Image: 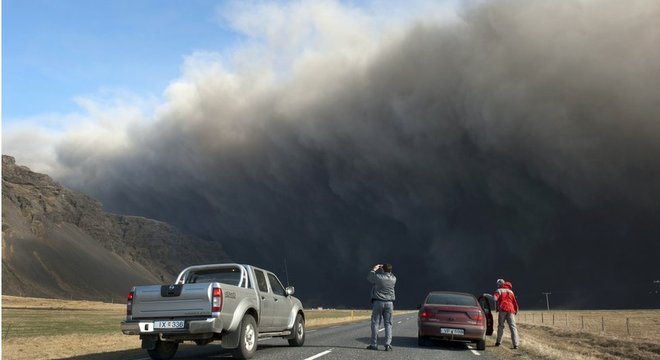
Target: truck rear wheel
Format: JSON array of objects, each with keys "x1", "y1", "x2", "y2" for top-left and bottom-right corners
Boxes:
[
  {"x1": 147, "y1": 340, "x2": 178, "y2": 360},
  {"x1": 232, "y1": 314, "x2": 257, "y2": 359},
  {"x1": 288, "y1": 313, "x2": 305, "y2": 346}
]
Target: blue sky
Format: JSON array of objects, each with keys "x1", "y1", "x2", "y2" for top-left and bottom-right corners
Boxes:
[
  {"x1": 3, "y1": 0, "x2": 242, "y2": 121},
  {"x1": 3, "y1": 0, "x2": 460, "y2": 125},
  {"x1": 2, "y1": 0, "x2": 460, "y2": 172}
]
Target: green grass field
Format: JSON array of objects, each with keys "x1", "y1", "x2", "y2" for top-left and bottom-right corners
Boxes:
[{"x1": 2, "y1": 307, "x2": 126, "y2": 338}]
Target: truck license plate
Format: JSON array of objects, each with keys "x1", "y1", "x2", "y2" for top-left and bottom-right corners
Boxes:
[
  {"x1": 440, "y1": 328, "x2": 464, "y2": 335},
  {"x1": 154, "y1": 320, "x2": 184, "y2": 329}
]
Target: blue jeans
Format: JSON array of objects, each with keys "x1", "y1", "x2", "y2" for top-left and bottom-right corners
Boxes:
[{"x1": 370, "y1": 300, "x2": 393, "y2": 346}]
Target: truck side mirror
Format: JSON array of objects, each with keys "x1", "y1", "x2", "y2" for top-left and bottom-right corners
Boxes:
[{"x1": 285, "y1": 286, "x2": 295, "y2": 296}]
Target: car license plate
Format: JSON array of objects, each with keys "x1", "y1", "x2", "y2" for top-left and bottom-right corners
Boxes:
[
  {"x1": 440, "y1": 328, "x2": 464, "y2": 335},
  {"x1": 154, "y1": 320, "x2": 184, "y2": 329}
]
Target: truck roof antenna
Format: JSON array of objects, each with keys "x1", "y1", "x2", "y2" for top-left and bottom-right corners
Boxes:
[{"x1": 284, "y1": 258, "x2": 290, "y2": 287}]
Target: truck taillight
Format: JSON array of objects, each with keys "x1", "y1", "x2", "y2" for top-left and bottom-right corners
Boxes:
[
  {"x1": 212, "y1": 287, "x2": 223, "y2": 313},
  {"x1": 127, "y1": 291, "x2": 134, "y2": 317}
]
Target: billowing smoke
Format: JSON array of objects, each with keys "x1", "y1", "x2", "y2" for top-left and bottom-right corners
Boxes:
[{"x1": 6, "y1": 0, "x2": 660, "y2": 308}]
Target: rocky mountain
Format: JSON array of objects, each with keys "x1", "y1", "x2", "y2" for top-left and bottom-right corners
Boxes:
[{"x1": 2, "y1": 155, "x2": 230, "y2": 301}]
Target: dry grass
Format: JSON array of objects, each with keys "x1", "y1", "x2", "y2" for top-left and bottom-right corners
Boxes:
[
  {"x1": 1, "y1": 296, "x2": 411, "y2": 359},
  {"x1": 305, "y1": 309, "x2": 413, "y2": 328},
  {"x1": 1, "y1": 333, "x2": 139, "y2": 360},
  {"x1": 518, "y1": 310, "x2": 660, "y2": 341},
  {"x1": 2, "y1": 296, "x2": 131, "y2": 359},
  {"x1": 489, "y1": 310, "x2": 660, "y2": 360},
  {"x1": 6, "y1": 296, "x2": 658, "y2": 360},
  {"x1": 305, "y1": 309, "x2": 372, "y2": 328},
  {"x1": 2, "y1": 296, "x2": 126, "y2": 339},
  {"x1": 1, "y1": 295, "x2": 125, "y2": 311}
]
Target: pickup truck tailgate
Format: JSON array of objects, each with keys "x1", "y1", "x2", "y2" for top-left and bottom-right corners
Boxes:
[{"x1": 132, "y1": 284, "x2": 213, "y2": 319}]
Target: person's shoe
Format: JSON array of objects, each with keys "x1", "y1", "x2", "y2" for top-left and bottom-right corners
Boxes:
[
  {"x1": 366, "y1": 345, "x2": 378, "y2": 350},
  {"x1": 495, "y1": 342, "x2": 501, "y2": 347},
  {"x1": 384, "y1": 345, "x2": 393, "y2": 351},
  {"x1": 513, "y1": 345, "x2": 519, "y2": 349}
]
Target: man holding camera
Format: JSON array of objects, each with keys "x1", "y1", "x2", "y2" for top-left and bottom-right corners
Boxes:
[{"x1": 366, "y1": 263, "x2": 396, "y2": 351}]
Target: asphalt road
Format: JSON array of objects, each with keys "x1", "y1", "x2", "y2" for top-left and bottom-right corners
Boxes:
[{"x1": 66, "y1": 314, "x2": 499, "y2": 360}]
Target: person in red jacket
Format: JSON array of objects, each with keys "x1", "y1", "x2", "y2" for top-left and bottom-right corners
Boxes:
[{"x1": 493, "y1": 279, "x2": 520, "y2": 349}]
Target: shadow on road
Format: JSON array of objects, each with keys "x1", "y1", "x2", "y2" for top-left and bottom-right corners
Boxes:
[
  {"x1": 354, "y1": 336, "x2": 474, "y2": 352},
  {"x1": 417, "y1": 339, "x2": 476, "y2": 352},
  {"x1": 355, "y1": 336, "x2": 420, "y2": 349},
  {"x1": 62, "y1": 348, "x2": 146, "y2": 360},
  {"x1": 60, "y1": 344, "x2": 232, "y2": 360}
]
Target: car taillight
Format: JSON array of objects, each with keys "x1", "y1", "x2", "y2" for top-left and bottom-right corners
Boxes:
[
  {"x1": 212, "y1": 287, "x2": 223, "y2": 313},
  {"x1": 127, "y1": 291, "x2": 134, "y2": 317},
  {"x1": 419, "y1": 309, "x2": 430, "y2": 320},
  {"x1": 468, "y1": 311, "x2": 484, "y2": 321}
]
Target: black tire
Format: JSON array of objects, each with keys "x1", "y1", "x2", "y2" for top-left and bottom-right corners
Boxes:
[
  {"x1": 288, "y1": 313, "x2": 305, "y2": 347},
  {"x1": 418, "y1": 335, "x2": 429, "y2": 346},
  {"x1": 476, "y1": 339, "x2": 486, "y2": 350},
  {"x1": 147, "y1": 340, "x2": 178, "y2": 360},
  {"x1": 232, "y1": 314, "x2": 258, "y2": 359}
]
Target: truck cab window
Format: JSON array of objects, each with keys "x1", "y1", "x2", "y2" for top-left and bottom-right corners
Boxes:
[
  {"x1": 268, "y1": 273, "x2": 285, "y2": 296},
  {"x1": 254, "y1": 270, "x2": 269, "y2": 293},
  {"x1": 188, "y1": 268, "x2": 242, "y2": 286}
]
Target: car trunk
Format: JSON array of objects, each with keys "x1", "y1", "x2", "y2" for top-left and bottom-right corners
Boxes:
[{"x1": 422, "y1": 304, "x2": 481, "y2": 326}]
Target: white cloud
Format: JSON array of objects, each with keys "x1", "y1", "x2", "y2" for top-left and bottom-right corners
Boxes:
[
  {"x1": 218, "y1": 0, "x2": 460, "y2": 75},
  {"x1": 4, "y1": 0, "x2": 460, "y2": 175},
  {"x1": 3, "y1": 91, "x2": 153, "y2": 177}
]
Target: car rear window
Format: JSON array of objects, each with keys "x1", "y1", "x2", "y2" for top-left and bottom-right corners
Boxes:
[{"x1": 426, "y1": 293, "x2": 477, "y2": 306}]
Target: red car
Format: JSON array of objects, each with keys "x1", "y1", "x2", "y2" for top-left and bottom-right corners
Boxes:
[{"x1": 417, "y1": 291, "x2": 494, "y2": 350}]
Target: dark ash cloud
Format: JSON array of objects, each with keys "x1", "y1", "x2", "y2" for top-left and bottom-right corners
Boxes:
[{"x1": 34, "y1": 0, "x2": 660, "y2": 308}]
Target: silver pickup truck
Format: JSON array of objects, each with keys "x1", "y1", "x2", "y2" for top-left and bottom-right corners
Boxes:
[{"x1": 121, "y1": 263, "x2": 305, "y2": 360}]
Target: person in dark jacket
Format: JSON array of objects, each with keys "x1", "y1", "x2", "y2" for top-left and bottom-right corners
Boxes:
[
  {"x1": 493, "y1": 278, "x2": 520, "y2": 349},
  {"x1": 366, "y1": 263, "x2": 396, "y2": 351}
]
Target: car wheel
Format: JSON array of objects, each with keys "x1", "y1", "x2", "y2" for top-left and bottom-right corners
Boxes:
[
  {"x1": 288, "y1": 313, "x2": 305, "y2": 346},
  {"x1": 476, "y1": 339, "x2": 486, "y2": 350},
  {"x1": 232, "y1": 314, "x2": 257, "y2": 359},
  {"x1": 147, "y1": 340, "x2": 178, "y2": 360}
]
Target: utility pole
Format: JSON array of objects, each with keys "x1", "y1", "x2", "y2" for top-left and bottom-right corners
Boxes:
[{"x1": 542, "y1": 292, "x2": 552, "y2": 311}]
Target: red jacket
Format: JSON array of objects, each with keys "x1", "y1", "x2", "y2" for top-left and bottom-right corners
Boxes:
[{"x1": 494, "y1": 282, "x2": 519, "y2": 314}]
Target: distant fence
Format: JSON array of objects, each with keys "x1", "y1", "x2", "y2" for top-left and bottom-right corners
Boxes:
[{"x1": 517, "y1": 310, "x2": 660, "y2": 341}]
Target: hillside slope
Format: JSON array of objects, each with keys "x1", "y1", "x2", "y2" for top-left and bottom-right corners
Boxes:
[{"x1": 1, "y1": 155, "x2": 230, "y2": 301}]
